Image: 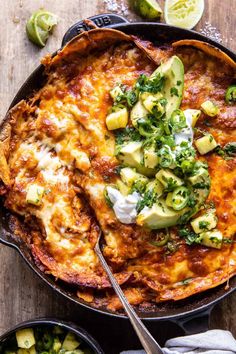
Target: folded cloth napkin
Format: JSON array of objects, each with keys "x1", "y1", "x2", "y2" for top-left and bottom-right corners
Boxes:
[{"x1": 120, "y1": 330, "x2": 236, "y2": 354}]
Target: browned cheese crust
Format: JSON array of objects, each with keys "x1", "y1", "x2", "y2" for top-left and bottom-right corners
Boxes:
[{"x1": 0, "y1": 29, "x2": 235, "y2": 312}]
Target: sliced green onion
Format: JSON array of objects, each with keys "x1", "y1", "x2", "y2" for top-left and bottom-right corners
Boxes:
[
  {"x1": 172, "y1": 186, "x2": 190, "y2": 210},
  {"x1": 181, "y1": 160, "x2": 195, "y2": 174},
  {"x1": 158, "y1": 145, "x2": 175, "y2": 168},
  {"x1": 225, "y1": 85, "x2": 236, "y2": 105},
  {"x1": 137, "y1": 118, "x2": 155, "y2": 137},
  {"x1": 150, "y1": 229, "x2": 170, "y2": 247},
  {"x1": 170, "y1": 109, "x2": 186, "y2": 132}
]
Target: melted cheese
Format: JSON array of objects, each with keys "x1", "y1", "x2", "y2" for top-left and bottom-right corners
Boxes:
[{"x1": 3, "y1": 37, "x2": 236, "y2": 310}]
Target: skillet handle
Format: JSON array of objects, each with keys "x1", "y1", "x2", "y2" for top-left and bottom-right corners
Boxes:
[
  {"x1": 62, "y1": 13, "x2": 129, "y2": 47},
  {"x1": 172, "y1": 306, "x2": 214, "y2": 335}
]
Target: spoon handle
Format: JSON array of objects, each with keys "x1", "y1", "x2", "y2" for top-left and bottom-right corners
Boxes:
[{"x1": 95, "y1": 244, "x2": 164, "y2": 354}]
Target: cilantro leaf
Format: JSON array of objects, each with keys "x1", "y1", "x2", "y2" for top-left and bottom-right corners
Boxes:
[
  {"x1": 179, "y1": 227, "x2": 201, "y2": 245},
  {"x1": 136, "y1": 189, "x2": 157, "y2": 213},
  {"x1": 170, "y1": 87, "x2": 179, "y2": 97},
  {"x1": 135, "y1": 73, "x2": 165, "y2": 94}
]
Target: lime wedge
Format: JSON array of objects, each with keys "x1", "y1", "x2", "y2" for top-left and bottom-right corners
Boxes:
[
  {"x1": 134, "y1": 0, "x2": 163, "y2": 19},
  {"x1": 26, "y1": 10, "x2": 57, "y2": 47},
  {"x1": 164, "y1": 0, "x2": 204, "y2": 29},
  {"x1": 26, "y1": 12, "x2": 38, "y2": 43},
  {"x1": 36, "y1": 11, "x2": 58, "y2": 32}
]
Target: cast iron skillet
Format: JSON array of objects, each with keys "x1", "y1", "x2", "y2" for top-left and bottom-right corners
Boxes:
[
  {"x1": 0, "y1": 13, "x2": 236, "y2": 329},
  {"x1": 0, "y1": 318, "x2": 104, "y2": 353}
]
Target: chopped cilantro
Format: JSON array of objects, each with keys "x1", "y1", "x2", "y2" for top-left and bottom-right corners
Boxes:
[
  {"x1": 187, "y1": 195, "x2": 197, "y2": 208},
  {"x1": 165, "y1": 240, "x2": 179, "y2": 254},
  {"x1": 223, "y1": 238, "x2": 234, "y2": 244},
  {"x1": 214, "y1": 142, "x2": 236, "y2": 159},
  {"x1": 114, "y1": 85, "x2": 138, "y2": 107},
  {"x1": 193, "y1": 181, "x2": 210, "y2": 190},
  {"x1": 136, "y1": 189, "x2": 157, "y2": 213},
  {"x1": 179, "y1": 226, "x2": 201, "y2": 245},
  {"x1": 170, "y1": 87, "x2": 179, "y2": 97},
  {"x1": 177, "y1": 80, "x2": 182, "y2": 86},
  {"x1": 224, "y1": 142, "x2": 236, "y2": 156},
  {"x1": 163, "y1": 177, "x2": 178, "y2": 192},
  {"x1": 176, "y1": 146, "x2": 196, "y2": 166},
  {"x1": 135, "y1": 73, "x2": 165, "y2": 94},
  {"x1": 159, "y1": 135, "x2": 175, "y2": 148},
  {"x1": 199, "y1": 220, "x2": 210, "y2": 230},
  {"x1": 178, "y1": 209, "x2": 197, "y2": 225},
  {"x1": 115, "y1": 127, "x2": 142, "y2": 155},
  {"x1": 131, "y1": 179, "x2": 147, "y2": 194}
]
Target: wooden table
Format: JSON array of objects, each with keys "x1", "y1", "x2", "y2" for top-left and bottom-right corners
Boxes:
[{"x1": 0, "y1": 1, "x2": 235, "y2": 352}]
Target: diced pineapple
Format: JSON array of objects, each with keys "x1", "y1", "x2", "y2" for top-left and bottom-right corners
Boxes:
[
  {"x1": 146, "y1": 180, "x2": 164, "y2": 198},
  {"x1": 195, "y1": 134, "x2": 217, "y2": 155},
  {"x1": 110, "y1": 86, "x2": 123, "y2": 100},
  {"x1": 156, "y1": 169, "x2": 183, "y2": 188},
  {"x1": 144, "y1": 147, "x2": 158, "y2": 169},
  {"x1": 120, "y1": 167, "x2": 141, "y2": 186},
  {"x1": 29, "y1": 347, "x2": 36, "y2": 354},
  {"x1": 17, "y1": 349, "x2": 36, "y2": 354},
  {"x1": 16, "y1": 328, "x2": 35, "y2": 349},
  {"x1": 62, "y1": 332, "x2": 80, "y2": 351},
  {"x1": 191, "y1": 212, "x2": 218, "y2": 234},
  {"x1": 142, "y1": 93, "x2": 163, "y2": 112},
  {"x1": 188, "y1": 167, "x2": 208, "y2": 185},
  {"x1": 130, "y1": 100, "x2": 148, "y2": 127},
  {"x1": 53, "y1": 338, "x2": 62, "y2": 353},
  {"x1": 116, "y1": 180, "x2": 130, "y2": 196},
  {"x1": 198, "y1": 229, "x2": 223, "y2": 249},
  {"x1": 26, "y1": 185, "x2": 44, "y2": 205},
  {"x1": 201, "y1": 100, "x2": 219, "y2": 117},
  {"x1": 166, "y1": 192, "x2": 173, "y2": 207},
  {"x1": 106, "y1": 108, "x2": 128, "y2": 130}
]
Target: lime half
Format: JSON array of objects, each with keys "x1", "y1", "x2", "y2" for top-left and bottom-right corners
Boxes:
[
  {"x1": 164, "y1": 0, "x2": 204, "y2": 29},
  {"x1": 26, "y1": 10, "x2": 57, "y2": 47},
  {"x1": 134, "y1": 0, "x2": 163, "y2": 19}
]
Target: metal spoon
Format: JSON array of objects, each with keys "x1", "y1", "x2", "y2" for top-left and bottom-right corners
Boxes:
[{"x1": 95, "y1": 231, "x2": 164, "y2": 354}]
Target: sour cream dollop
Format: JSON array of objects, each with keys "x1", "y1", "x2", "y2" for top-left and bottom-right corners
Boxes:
[
  {"x1": 174, "y1": 109, "x2": 195, "y2": 146},
  {"x1": 106, "y1": 186, "x2": 141, "y2": 224}
]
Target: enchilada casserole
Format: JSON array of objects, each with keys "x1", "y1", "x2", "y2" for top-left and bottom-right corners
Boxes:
[{"x1": 0, "y1": 28, "x2": 235, "y2": 312}]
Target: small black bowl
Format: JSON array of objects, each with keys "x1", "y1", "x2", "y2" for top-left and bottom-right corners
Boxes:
[{"x1": 0, "y1": 318, "x2": 104, "y2": 354}]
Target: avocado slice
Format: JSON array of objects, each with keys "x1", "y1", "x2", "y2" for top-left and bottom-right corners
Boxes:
[
  {"x1": 118, "y1": 141, "x2": 156, "y2": 177},
  {"x1": 151, "y1": 55, "x2": 184, "y2": 119},
  {"x1": 137, "y1": 199, "x2": 184, "y2": 229}
]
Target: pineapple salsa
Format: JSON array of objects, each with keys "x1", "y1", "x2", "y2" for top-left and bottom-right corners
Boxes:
[
  {"x1": 104, "y1": 55, "x2": 229, "y2": 249},
  {"x1": 1, "y1": 326, "x2": 94, "y2": 354}
]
